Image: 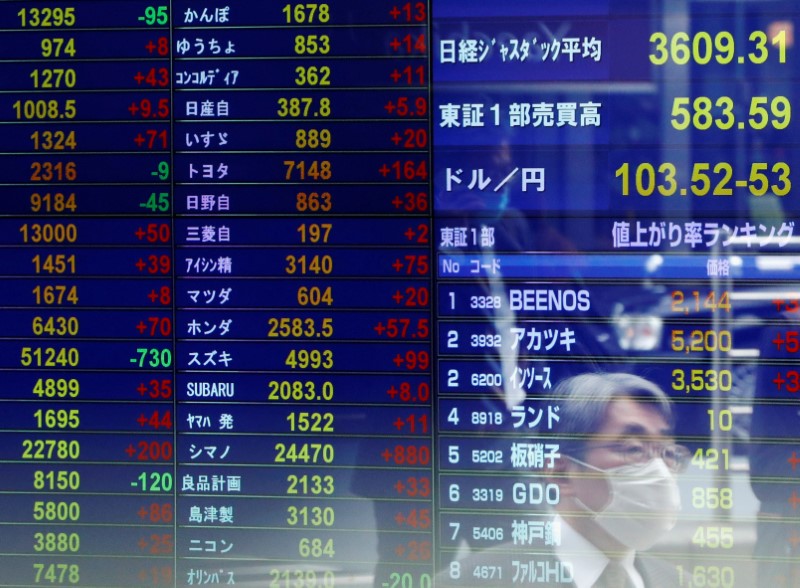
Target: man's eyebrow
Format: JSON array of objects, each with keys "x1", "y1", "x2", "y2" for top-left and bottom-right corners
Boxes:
[{"x1": 620, "y1": 423, "x2": 672, "y2": 437}]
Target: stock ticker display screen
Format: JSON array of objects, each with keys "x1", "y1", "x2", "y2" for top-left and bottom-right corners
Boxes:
[{"x1": 1, "y1": 0, "x2": 799, "y2": 586}]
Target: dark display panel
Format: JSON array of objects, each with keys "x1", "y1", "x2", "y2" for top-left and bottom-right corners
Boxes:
[{"x1": 0, "y1": 1, "x2": 798, "y2": 586}]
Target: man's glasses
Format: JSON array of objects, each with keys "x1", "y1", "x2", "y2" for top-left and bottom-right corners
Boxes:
[{"x1": 587, "y1": 440, "x2": 691, "y2": 472}]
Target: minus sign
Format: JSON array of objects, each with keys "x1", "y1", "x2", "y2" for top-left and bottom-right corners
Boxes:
[
  {"x1": 130, "y1": 481, "x2": 138, "y2": 486},
  {"x1": 137, "y1": 16, "x2": 145, "y2": 21},
  {"x1": 130, "y1": 358, "x2": 138, "y2": 363}
]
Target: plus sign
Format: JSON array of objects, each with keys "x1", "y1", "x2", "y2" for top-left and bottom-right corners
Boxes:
[
  {"x1": 392, "y1": 353, "x2": 404, "y2": 367},
  {"x1": 135, "y1": 258, "x2": 146, "y2": 271},
  {"x1": 390, "y1": 37, "x2": 402, "y2": 51},
  {"x1": 789, "y1": 530, "x2": 800, "y2": 548},
  {"x1": 392, "y1": 259, "x2": 404, "y2": 272},
  {"x1": 134, "y1": 71, "x2": 145, "y2": 85},
  {"x1": 133, "y1": 134, "x2": 145, "y2": 147},
  {"x1": 145, "y1": 40, "x2": 157, "y2": 54},
  {"x1": 775, "y1": 373, "x2": 787, "y2": 390},
  {"x1": 138, "y1": 570, "x2": 149, "y2": 581},
  {"x1": 125, "y1": 444, "x2": 137, "y2": 457},
  {"x1": 138, "y1": 538, "x2": 149, "y2": 551},
  {"x1": 394, "y1": 480, "x2": 406, "y2": 493},
  {"x1": 387, "y1": 385, "x2": 399, "y2": 398},
  {"x1": 384, "y1": 101, "x2": 396, "y2": 114},
  {"x1": 390, "y1": 69, "x2": 402, "y2": 83},
  {"x1": 135, "y1": 227, "x2": 146, "y2": 240},
  {"x1": 404, "y1": 227, "x2": 416, "y2": 241},
  {"x1": 379, "y1": 164, "x2": 391, "y2": 177},
  {"x1": 394, "y1": 512, "x2": 405, "y2": 525},
  {"x1": 788, "y1": 490, "x2": 800, "y2": 510},
  {"x1": 147, "y1": 289, "x2": 159, "y2": 303},
  {"x1": 390, "y1": 132, "x2": 402, "y2": 145},
  {"x1": 128, "y1": 102, "x2": 140, "y2": 116},
  {"x1": 392, "y1": 290, "x2": 404, "y2": 304},
  {"x1": 789, "y1": 452, "x2": 800, "y2": 470},
  {"x1": 137, "y1": 506, "x2": 149, "y2": 519},
  {"x1": 389, "y1": 5, "x2": 401, "y2": 19},
  {"x1": 136, "y1": 383, "x2": 148, "y2": 395},
  {"x1": 381, "y1": 448, "x2": 393, "y2": 462},
  {"x1": 393, "y1": 417, "x2": 405, "y2": 430},
  {"x1": 135, "y1": 321, "x2": 147, "y2": 334},
  {"x1": 391, "y1": 195, "x2": 404, "y2": 209},
  {"x1": 774, "y1": 299, "x2": 785, "y2": 311},
  {"x1": 137, "y1": 413, "x2": 148, "y2": 427},
  {"x1": 773, "y1": 333, "x2": 786, "y2": 350},
  {"x1": 394, "y1": 544, "x2": 406, "y2": 557},
  {"x1": 374, "y1": 322, "x2": 386, "y2": 335}
]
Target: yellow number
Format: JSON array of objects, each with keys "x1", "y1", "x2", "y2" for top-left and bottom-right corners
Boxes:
[
  {"x1": 692, "y1": 487, "x2": 733, "y2": 510},
  {"x1": 295, "y1": 129, "x2": 331, "y2": 149},
  {"x1": 295, "y1": 34, "x2": 330, "y2": 54},
  {"x1": 41, "y1": 38, "x2": 76, "y2": 57}
]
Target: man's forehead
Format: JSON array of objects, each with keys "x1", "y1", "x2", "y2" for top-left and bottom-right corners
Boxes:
[{"x1": 596, "y1": 396, "x2": 672, "y2": 438}]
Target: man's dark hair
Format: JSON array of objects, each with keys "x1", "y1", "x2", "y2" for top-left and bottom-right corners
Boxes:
[{"x1": 552, "y1": 372, "x2": 673, "y2": 457}]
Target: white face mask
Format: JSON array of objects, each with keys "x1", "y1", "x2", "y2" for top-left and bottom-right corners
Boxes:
[{"x1": 570, "y1": 457, "x2": 681, "y2": 550}]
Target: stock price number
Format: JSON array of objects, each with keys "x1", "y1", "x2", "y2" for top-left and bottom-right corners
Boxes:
[
  {"x1": 30, "y1": 131, "x2": 77, "y2": 151},
  {"x1": 286, "y1": 412, "x2": 334, "y2": 432},
  {"x1": 297, "y1": 222, "x2": 331, "y2": 243},
  {"x1": 22, "y1": 439, "x2": 80, "y2": 460},
  {"x1": 677, "y1": 565, "x2": 734, "y2": 588},
  {"x1": 285, "y1": 348, "x2": 333, "y2": 369},
  {"x1": 299, "y1": 537, "x2": 335, "y2": 558},
  {"x1": 34, "y1": 409, "x2": 79, "y2": 429},
  {"x1": 18, "y1": 7, "x2": 76, "y2": 27},
  {"x1": 21, "y1": 223, "x2": 77, "y2": 244},
  {"x1": 40, "y1": 38, "x2": 76, "y2": 57},
  {"x1": 32, "y1": 563, "x2": 80, "y2": 585},
  {"x1": 32, "y1": 316, "x2": 79, "y2": 336},
  {"x1": 617, "y1": 162, "x2": 790, "y2": 197},
  {"x1": 33, "y1": 532, "x2": 80, "y2": 553},
  {"x1": 671, "y1": 290, "x2": 731, "y2": 314},
  {"x1": 31, "y1": 193, "x2": 77, "y2": 214},
  {"x1": 286, "y1": 505, "x2": 335, "y2": 527},
  {"x1": 32, "y1": 254, "x2": 76, "y2": 275},
  {"x1": 691, "y1": 526, "x2": 734, "y2": 549},
  {"x1": 295, "y1": 65, "x2": 330, "y2": 86},
  {"x1": 34, "y1": 470, "x2": 80, "y2": 491},
  {"x1": 269, "y1": 569, "x2": 335, "y2": 588},
  {"x1": 283, "y1": 3, "x2": 330, "y2": 23},
  {"x1": 33, "y1": 501, "x2": 79, "y2": 522},
  {"x1": 14, "y1": 99, "x2": 76, "y2": 120},
  {"x1": 650, "y1": 30, "x2": 787, "y2": 65},
  {"x1": 670, "y1": 329, "x2": 732, "y2": 354},
  {"x1": 268, "y1": 317, "x2": 333, "y2": 338},
  {"x1": 692, "y1": 448, "x2": 731, "y2": 470},
  {"x1": 275, "y1": 442, "x2": 334, "y2": 464},
  {"x1": 294, "y1": 34, "x2": 330, "y2": 55},
  {"x1": 268, "y1": 379, "x2": 334, "y2": 401},
  {"x1": 286, "y1": 254, "x2": 333, "y2": 275},
  {"x1": 671, "y1": 96, "x2": 790, "y2": 131},
  {"x1": 287, "y1": 474, "x2": 334, "y2": 495},
  {"x1": 33, "y1": 378, "x2": 79, "y2": 398},
  {"x1": 671, "y1": 369, "x2": 733, "y2": 393},
  {"x1": 21, "y1": 346, "x2": 79, "y2": 367},
  {"x1": 278, "y1": 97, "x2": 331, "y2": 118}
]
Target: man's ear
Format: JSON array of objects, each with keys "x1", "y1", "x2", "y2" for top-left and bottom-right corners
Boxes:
[{"x1": 549, "y1": 453, "x2": 577, "y2": 498}]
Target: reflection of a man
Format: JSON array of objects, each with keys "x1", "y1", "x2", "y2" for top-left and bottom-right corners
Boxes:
[
  {"x1": 549, "y1": 372, "x2": 687, "y2": 587},
  {"x1": 444, "y1": 372, "x2": 687, "y2": 588}
]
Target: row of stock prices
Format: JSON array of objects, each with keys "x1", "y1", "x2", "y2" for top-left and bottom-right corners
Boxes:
[{"x1": 1, "y1": 1, "x2": 799, "y2": 588}]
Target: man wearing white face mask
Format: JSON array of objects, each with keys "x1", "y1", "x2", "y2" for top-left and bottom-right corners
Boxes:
[
  {"x1": 551, "y1": 372, "x2": 687, "y2": 588},
  {"x1": 435, "y1": 372, "x2": 686, "y2": 588}
]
